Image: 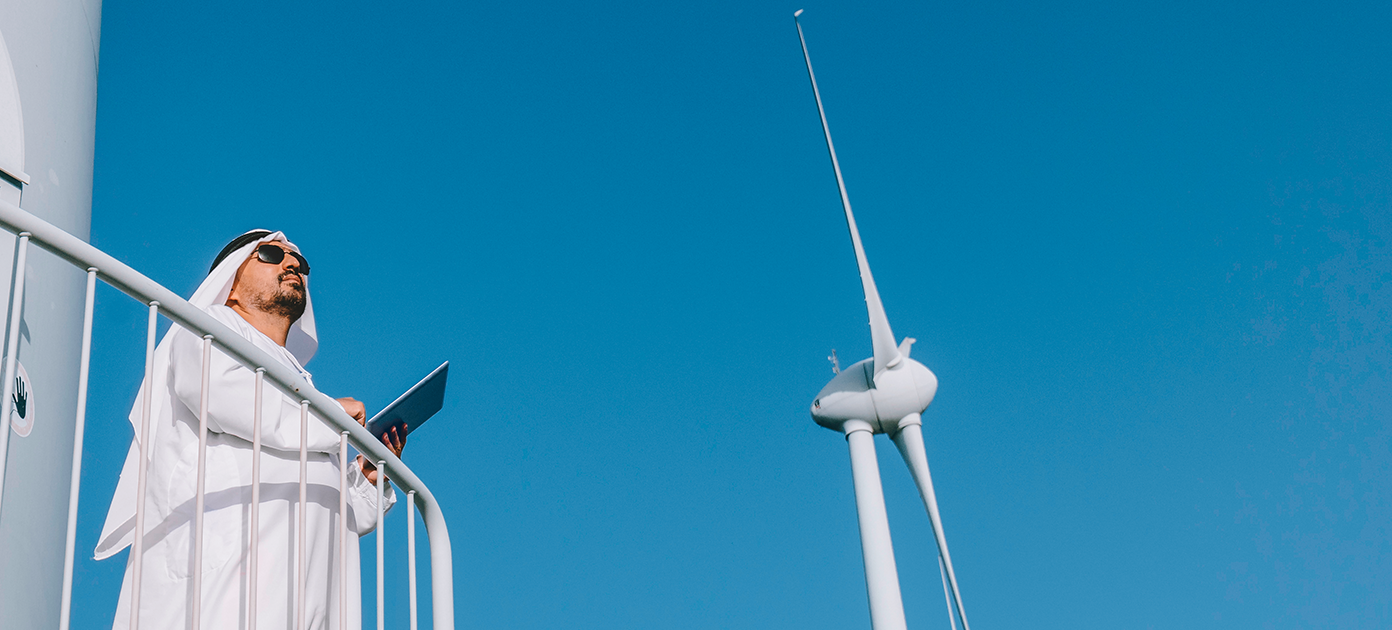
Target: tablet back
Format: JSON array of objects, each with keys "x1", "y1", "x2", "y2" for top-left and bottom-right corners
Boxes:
[{"x1": 366, "y1": 361, "x2": 449, "y2": 440}]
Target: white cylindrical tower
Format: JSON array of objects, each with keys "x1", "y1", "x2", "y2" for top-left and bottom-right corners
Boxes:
[{"x1": 0, "y1": 1, "x2": 101, "y2": 626}]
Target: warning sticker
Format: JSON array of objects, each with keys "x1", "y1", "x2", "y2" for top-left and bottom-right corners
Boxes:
[{"x1": 8, "y1": 360, "x2": 33, "y2": 437}]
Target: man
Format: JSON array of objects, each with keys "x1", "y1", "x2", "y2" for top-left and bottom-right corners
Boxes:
[{"x1": 96, "y1": 230, "x2": 405, "y2": 629}]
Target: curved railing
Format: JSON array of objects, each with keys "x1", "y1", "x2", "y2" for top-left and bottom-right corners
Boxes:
[{"x1": 0, "y1": 199, "x2": 453, "y2": 629}]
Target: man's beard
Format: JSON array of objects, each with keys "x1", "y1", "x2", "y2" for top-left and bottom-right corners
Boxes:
[{"x1": 255, "y1": 272, "x2": 307, "y2": 321}]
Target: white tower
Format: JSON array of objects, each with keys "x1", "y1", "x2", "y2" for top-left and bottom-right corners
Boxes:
[{"x1": 0, "y1": 1, "x2": 102, "y2": 627}]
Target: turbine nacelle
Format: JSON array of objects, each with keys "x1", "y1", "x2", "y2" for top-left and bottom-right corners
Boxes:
[{"x1": 810, "y1": 355, "x2": 937, "y2": 434}]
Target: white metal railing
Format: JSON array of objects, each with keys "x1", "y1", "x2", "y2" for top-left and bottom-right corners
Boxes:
[{"x1": 0, "y1": 199, "x2": 454, "y2": 629}]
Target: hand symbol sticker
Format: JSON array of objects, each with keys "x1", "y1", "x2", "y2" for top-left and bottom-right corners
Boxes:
[
  {"x1": 6, "y1": 360, "x2": 33, "y2": 437},
  {"x1": 12, "y1": 376, "x2": 26, "y2": 419}
]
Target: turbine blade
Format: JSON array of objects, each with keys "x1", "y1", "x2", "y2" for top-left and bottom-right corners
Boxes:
[
  {"x1": 794, "y1": 17, "x2": 903, "y2": 381},
  {"x1": 938, "y1": 555, "x2": 959, "y2": 630},
  {"x1": 843, "y1": 420, "x2": 909, "y2": 630},
  {"x1": 892, "y1": 420, "x2": 972, "y2": 630}
]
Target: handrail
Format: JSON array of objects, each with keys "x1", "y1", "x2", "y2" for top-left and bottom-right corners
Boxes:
[{"x1": 0, "y1": 199, "x2": 454, "y2": 628}]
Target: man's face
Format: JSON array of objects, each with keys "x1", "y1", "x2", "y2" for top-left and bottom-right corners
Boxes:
[{"x1": 227, "y1": 241, "x2": 307, "y2": 321}]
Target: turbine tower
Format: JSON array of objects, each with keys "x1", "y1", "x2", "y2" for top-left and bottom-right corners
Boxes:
[
  {"x1": 794, "y1": 11, "x2": 973, "y2": 630},
  {"x1": 0, "y1": 2, "x2": 101, "y2": 628}
]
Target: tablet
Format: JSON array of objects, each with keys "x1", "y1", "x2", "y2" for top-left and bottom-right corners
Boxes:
[{"x1": 365, "y1": 361, "x2": 449, "y2": 440}]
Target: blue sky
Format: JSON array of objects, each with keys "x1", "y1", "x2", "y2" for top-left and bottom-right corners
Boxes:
[{"x1": 70, "y1": 0, "x2": 1392, "y2": 628}]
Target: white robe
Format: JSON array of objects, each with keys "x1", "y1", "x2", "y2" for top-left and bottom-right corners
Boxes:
[{"x1": 105, "y1": 305, "x2": 395, "y2": 629}]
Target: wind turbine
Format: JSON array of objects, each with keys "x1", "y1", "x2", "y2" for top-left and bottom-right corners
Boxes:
[{"x1": 794, "y1": 11, "x2": 973, "y2": 630}]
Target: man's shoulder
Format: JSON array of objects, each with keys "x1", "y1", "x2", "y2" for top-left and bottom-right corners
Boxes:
[
  {"x1": 203, "y1": 304, "x2": 243, "y2": 326},
  {"x1": 199, "y1": 305, "x2": 298, "y2": 370},
  {"x1": 202, "y1": 305, "x2": 256, "y2": 339}
]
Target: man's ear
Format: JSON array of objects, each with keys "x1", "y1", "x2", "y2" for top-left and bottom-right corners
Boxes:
[{"x1": 224, "y1": 258, "x2": 251, "y2": 307}]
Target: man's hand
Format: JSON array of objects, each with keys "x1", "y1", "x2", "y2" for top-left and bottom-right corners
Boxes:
[
  {"x1": 338, "y1": 396, "x2": 406, "y2": 485},
  {"x1": 337, "y1": 397, "x2": 366, "y2": 424},
  {"x1": 358, "y1": 425, "x2": 407, "y2": 486}
]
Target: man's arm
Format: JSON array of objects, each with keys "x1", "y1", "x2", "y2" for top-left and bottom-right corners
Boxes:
[
  {"x1": 336, "y1": 398, "x2": 404, "y2": 533},
  {"x1": 344, "y1": 457, "x2": 397, "y2": 535},
  {"x1": 337, "y1": 397, "x2": 408, "y2": 485},
  {"x1": 170, "y1": 326, "x2": 341, "y2": 453},
  {"x1": 357, "y1": 425, "x2": 406, "y2": 485}
]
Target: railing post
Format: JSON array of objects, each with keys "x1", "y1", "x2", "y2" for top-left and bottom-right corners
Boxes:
[
  {"x1": 248, "y1": 368, "x2": 264, "y2": 628},
  {"x1": 0, "y1": 231, "x2": 31, "y2": 511},
  {"x1": 298, "y1": 400, "x2": 309, "y2": 630},
  {"x1": 423, "y1": 494, "x2": 456, "y2": 630},
  {"x1": 339, "y1": 430, "x2": 349, "y2": 630},
  {"x1": 58, "y1": 267, "x2": 97, "y2": 630},
  {"x1": 377, "y1": 460, "x2": 386, "y2": 630},
  {"x1": 129, "y1": 301, "x2": 160, "y2": 630},
  {"x1": 191, "y1": 334, "x2": 213, "y2": 628},
  {"x1": 408, "y1": 490, "x2": 418, "y2": 630}
]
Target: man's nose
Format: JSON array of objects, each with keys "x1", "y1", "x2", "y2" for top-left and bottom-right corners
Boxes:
[{"x1": 280, "y1": 254, "x2": 302, "y2": 275}]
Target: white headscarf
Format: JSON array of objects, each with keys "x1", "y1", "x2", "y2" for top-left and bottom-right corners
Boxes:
[{"x1": 94, "y1": 230, "x2": 317, "y2": 559}]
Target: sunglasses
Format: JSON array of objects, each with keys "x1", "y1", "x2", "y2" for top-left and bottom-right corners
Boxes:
[{"x1": 255, "y1": 243, "x2": 311, "y2": 276}]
